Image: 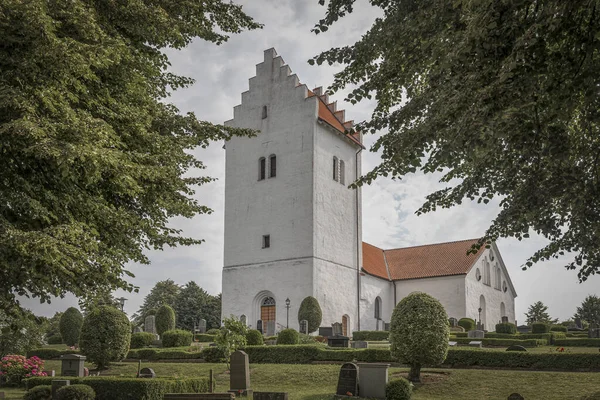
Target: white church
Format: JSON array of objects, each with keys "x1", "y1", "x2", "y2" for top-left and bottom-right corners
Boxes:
[{"x1": 221, "y1": 49, "x2": 517, "y2": 336}]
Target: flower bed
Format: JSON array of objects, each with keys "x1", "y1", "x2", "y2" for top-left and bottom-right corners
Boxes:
[{"x1": 0, "y1": 355, "x2": 47, "y2": 386}]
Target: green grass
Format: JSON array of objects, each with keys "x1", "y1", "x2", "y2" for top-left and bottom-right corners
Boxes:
[
  {"x1": 477, "y1": 345, "x2": 600, "y2": 354},
  {"x1": 2, "y1": 361, "x2": 593, "y2": 400}
]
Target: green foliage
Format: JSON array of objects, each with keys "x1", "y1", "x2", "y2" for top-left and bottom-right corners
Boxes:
[
  {"x1": 46, "y1": 336, "x2": 63, "y2": 345},
  {"x1": 390, "y1": 292, "x2": 449, "y2": 382},
  {"x1": 214, "y1": 316, "x2": 248, "y2": 366},
  {"x1": 532, "y1": 322, "x2": 551, "y2": 334},
  {"x1": 450, "y1": 338, "x2": 546, "y2": 347},
  {"x1": 574, "y1": 295, "x2": 600, "y2": 326},
  {"x1": 526, "y1": 302, "x2": 557, "y2": 325},
  {"x1": 550, "y1": 325, "x2": 568, "y2": 332},
  {"x1": 78, "y1": 291, "x2": 120, "y2": 315},
  {"x1": 127, "y1": 348, "x2": 204, "y2": 361},
  {"x1": 56, "y1": 385, "x2": 95, "y2": 400},
  {"x1": 457, "y1": 318, "x2": 476, "y2": 331},
  {"x1": 0, "y1": 310, "x2": 45, "y2": 357},
  {"x1": 25, "y1": 377, "x2": 209, "y2": 400},
  {"x1": 0, "y1": 0, "x2": 260, "y2": 312},
  {"x1": 352, "y1": 331, "x2": 389, "y2": 341},
  {"x1": 26, "y1": 349, "x2": 80, "y2": 360},
  {"x1": 206, "y1": 328, "x2": 220, "y2": 335},
  {"x1": 173, "y1": 282, "x2": 209, "y2": 331},
  {"x1": 555, "y1": 338, "x2": 600, "y2": 347},
  {"x1": 130, "y1": 332, "x2": 155, "y2": 349},
  {"x1": 449, "y1": 332, "x2": 563, "y2": 342},
  {"x1": 193, "y1": 334, "x2": 217, "y2": 343},
  {"x1": 43, "y1": 312, "x2": 63, "y2": 343},
  {"x1": 161, "y1": 330, "x2": 193, "y2": 348},
  {"x1": 245, "y1": 330, "x2": 264, "y2": 346},
  {"x1": 495, "y1": 323, "x2": 517, "y2": 334},
  {"x1": 202, "y1": 294, "x2": 222, "y2": 331},
  {"x1": 155, "y1": 305, "x2": 176, "y2": 336},
  {"x1": 59, "y1": 308, "x2": 83, "y2": 346},
  {"x1": 297, "y1": 296, "x2": 323, "y2": 334},
  {"x1": 277, "y1": 329, "x2": 299, "y2": 345},
  {"x1": 312, "y1": 0, "x2": 600, "y2": 280},
  {"x1": 386, "y1": 378, "x2": 413, "y2": 400},
  {"x1": 24, "y1": 385, "x2": 52, "y2": 400},
  {"x1": 79, "y1": 306, "x2": 131, "y2": 369}
]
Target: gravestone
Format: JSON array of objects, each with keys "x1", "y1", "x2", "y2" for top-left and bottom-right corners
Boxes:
[
  {"x1": 516, "y1": 325, "x2": 530, "y2": 334},
  {"x1": 51, "y1": 380, "x2": 70, "y2": 400},
  {"x1": 332, "y1": 322, "x2": 343, "y2": 336},
  {"x1": 266, "y1": 321, "x2": 276, "y2": 337},
  {"x1": 575, "y1": 318, "x2": 583, "y2": 329},
  {"x1": 335, "y1": 363, "x2": 358, "y2": 396},
  {"x1": 164, "y1": 394, "x2": 234, "y2": 400},
  {"x1": 383, "y1": 322, "x2": 390, "y2": 331},
  {"x1": 145, "y1": 315, "x2": 159, "y2": 339},
  {"x1": 468, "y1": 341, "x2": 482, "y2": 348},
  {"x1": 134, "y1": 326, "x2": 143, "y2": 333},
  {"x1": 240, "y1": 315, "x2": 247, "y2": 326},
  {"x1": 467, "y1": 330, "x2": 485, "y2": 339},
  {"x1": 299, "y1": 320, "x2": 308, "y2": 335},
  {"x1": 449, "y1": 317, "x2": 458, "y2": 327},
  {"x1": 199, "y1": 319, "x2": 207, "y2": 334},
  {"x1": 351, "y1": 341, "x2": 368, "y2": 349},
  {"x1": 256, "y1": 320, "x2": 263, "y2": 334},
  {"x1": 60, "y1": 354, "x2": 86, "y2": 377},
  {"x1": 357, "y1": 363, "x2": 389, "y2": 399},
  {"x1": 448, "y1": 341, "x2": 457, "y2": 347},
  {"x1": 508, "y1": 393, "x2": 524, "y2": 400},
  {"x1": 319, "y1": 327, "x2": 333, "y2": 337},
  {"x1": 501, "y1": 316, "x2": 509, "y2": 323},
  {"x1": 253, "y1": 393, "x2": 288, "y2": 400},
  {"x1": 328, "y1": 336, "x2": 349, "y2": 348},
  {"x1": 228, "y1": 351, "x2": 252, "y2": 397},
  {"x1": 506, "y1": 345, "x2": 527, "y2": 352},
  {"x1": 139, "y1": 367, "x2": 156, "y2": 378},
  {"x1": 449, "y1": 326, "x2": 465, "y2": 333}
]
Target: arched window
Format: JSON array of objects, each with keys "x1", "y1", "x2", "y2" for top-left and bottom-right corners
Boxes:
[
  {"x1": 269, "y1": 154, "x2": 276, "y2": 178},
  {"x1": 333, "y1": 157, "x2": 338, "y2": 181},
  {"x1": 495, "y1": 266, "x2": 502, "y2": 290},
  {"x1": 484, "y1": 258, "x2": 491, "y2": 286},
  {"x1": 339, "y1": 160, "x2": 345, "y2": 185},
  {"x1": 500, "y1": 302, "x2": 506, "y2": 318},
  {"x1": 262, "y1": 105, "x2": 268, "y2": 119},
  {"x1": 258, "y1": 157, "x2": 266, "y2": 180},
  {"x1": 374, "y1": 296, "x2": 382, "y2": 320}
]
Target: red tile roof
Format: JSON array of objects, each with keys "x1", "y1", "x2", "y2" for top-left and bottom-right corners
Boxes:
[{"x1": 363, "y1": 239, "x2": 484, "y2": 281}]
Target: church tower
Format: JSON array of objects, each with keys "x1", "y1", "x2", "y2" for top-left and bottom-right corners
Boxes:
[{"x1": 222, "y1": 49, "x2": 363, "y2": 335}]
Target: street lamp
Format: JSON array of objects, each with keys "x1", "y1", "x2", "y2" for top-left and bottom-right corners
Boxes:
[
  {"x1": 478, "y1": 307, "x2": 482, "y2": 327},
  {"x1": 117, "y1": 297, "x2": 128, "y2": 312},
  {"x1": 285, "y1": 298, "x2": 291, "y2": 329}
]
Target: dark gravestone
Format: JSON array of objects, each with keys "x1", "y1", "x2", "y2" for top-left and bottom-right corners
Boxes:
[
  {"x1": 336, "y1": 363, "x2": 358, "y2": 396},
  {"x1": 60, "y1": 354, "x2": 86, "y2": 377},
  {"x1": 506, "y1": 345, "x2": 527, "y2": 352},
  {"x1": 328, "y1": 336, "x2": 349, "y2": 348},
  {"x1": 139, "y1": 367, "x2": 156, "y2": 378},
  {"x1": 508, "y1": 393, "x2": 524, "y2": 400},
  {"x1": 256, "y1": 320, "x2": 263, "y2": 334},
  {"x1": 164, "y1": 394, "x2": 234, "y2": 400},
  {"x1": 383, "y1": 322, "x2": 390, "y2": 331},
  {"x1": 319, "y1": 327, "x2": 333, "y2": 337},
  {"x1": 501, "y1": 316, "x2": 509, "y2": 323},
  {"x1": 448, "y1": 317, "x2": 458, "y2": 327},
  {"x1": 299, "y1": 320, "x2": 308, "y2": 335},
  {"x1": 51, "y1": 380, "x2": 70, "y2": 400},
  {"x1": 516, "y1": 325, "x2": 530, "y2": 334},
  {"x1": 229, "y1": 350, "x2": 252, "y2": 397},
  {"x1": 253, "y1": 392, "x2": 288, "y2": 400}
]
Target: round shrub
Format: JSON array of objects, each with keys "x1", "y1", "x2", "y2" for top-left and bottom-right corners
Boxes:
[
  {"x1": 155, "y1": 305, "x2": 176, "y2": 336},
  {"x1": 79, "y1": 305, "x2": 131, "y2": 369},
  {"x1": 386, "y1": 378, "x2": 412, "y2": 400},
  {"x1": 390, "y1": 292, "x2": 449, "y2": 382},
  {"x1": 550, "y1": 325, "x2": 567, "y2": 332},
  {"x1": 457, "y1": 317, "x2": 475, "y2": 331},
  {"x1": 24, "y1": 385, "x2": 52, "y2": 400},
  {"x1": 495, "y1": 322, "x2": 517, "y2": 334},
  {"x1": 130, "y1": 332, "x2": 155, "y2": 349},
  {"x1": 206, "y1": 328, "x2": 220, "y2": 335},
  {"x1": 297, "y1": 296, "x2": 323, "y2": 334},
  {"x1": 59, "y1": 307, "x2": 83, "y2": 346},
  {"x1": 161, "y1": 329, "x2": 193, "y2": 347},
  {"x1": 532, "y1": 322, "x2": 550, "y2": 333},
  {"x1": 46, "y1": 335, "x2": 63, "y2": 345},
  {"x1": 56, "y1": 385, "x2": 95, "y2": 400},
  {"x1": 246, "y1": 329, "x2": 264, "y2": 345},
  {"x1": 276, "y1": 329, "x2": 299, "y2": 345}
]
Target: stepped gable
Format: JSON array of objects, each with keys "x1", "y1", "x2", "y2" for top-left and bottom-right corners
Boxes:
[{"x1": 362, "y1": 239, "x2": 485, "y2": 281}]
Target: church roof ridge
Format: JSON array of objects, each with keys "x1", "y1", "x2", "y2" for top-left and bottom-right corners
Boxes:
[{"x1": 380, "y1": 237, "x2": 483, "y2": 252}]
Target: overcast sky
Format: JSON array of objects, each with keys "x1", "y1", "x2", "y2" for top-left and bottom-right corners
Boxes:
[{"x1": 21, "y1": 1, "x2": 599, "y2": 323}]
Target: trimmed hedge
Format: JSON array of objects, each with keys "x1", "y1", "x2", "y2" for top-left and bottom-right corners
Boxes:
[
  {"x1": 46, "y1": 336, "x2": 63, "y2": 345},
  {"x1": 24, "y1": 385, "x2": 52, "y2": 400},
  {"x1": 458, "y1": 318, "x2": 476, "y2": 331},
  {"x1": 450, "y1": 332, "x2": 565, "y2": 343},
  {"x1": 56, "y1": 385, "x2": 95, "y2": 400},
  {"x1": 126, "y1": 348, "x2": 203, "y2": 361},
  {"x1": 297, "y1": 296, "x2": 323, "y2": 334},
  {"x1": 27, "y1": 349, "x2": 80, "y2": 359},
  {"x1": 130, "y1": 332, "x2": 155, "y2": 349},
  {"x1": 277, "y1": 329, "x2": 299, "y2": 345},
  {"x1": 495, "y1": 323, "x2": 517, "y2": 334},
  {"x1": 162, "y1": 330, "x2": 193, "y2": 348},
  {"x1": 245, "y1": 330, "x2": 264, "y2": 346},
  {"x1": 451, "y1": 338, "x2": 546, "y2": 347},
  {"x1": 352, "y1": 331, "x2": 390, "y2": 341},
  {"x1": 206, "y1": 328, "x2": 220, "y2": 335},
  {"x1": 155, "y1": 305, "x2": 176, "y2": 336},
  {"x1": 554, "y1": 338, "x2": 600, "y2": 347},
  {"x1": 193, "y1": 334, "x2": 216, "y2": 343},
  {"x1": 532, "y1": 322, "x2": 550, "y2": 333},
  {"x1": 550, "y1": 325, "x2": 568, "y2": 332},
  {"x1": 386, "y1": 378, "x2": 412, "y2": 400},
  {"x1": 25, "y1": 377, "x2": 209, "y2": 400}
]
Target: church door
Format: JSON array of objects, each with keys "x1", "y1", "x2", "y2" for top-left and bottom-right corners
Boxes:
[
  {"x1": 261, "y1": 297, "x2": 276, "y2": 335},
  {"x1": 342, "y1": 315, "x2": 349, "y2": 337}
]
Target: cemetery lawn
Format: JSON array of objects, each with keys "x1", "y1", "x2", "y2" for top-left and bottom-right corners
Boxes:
[{"x1": 14, "y1": 361, "x2": 596, "y2": 400}]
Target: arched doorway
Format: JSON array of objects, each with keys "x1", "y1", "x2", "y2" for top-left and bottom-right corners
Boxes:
[
  {"x1": 374, "y1": 296, "x2": 382, "y2": 330},
  {"x1": 261, "y1": 297, "x2": 276, "y2": 324},
  {"x1": 500, "y1": 302, "x2": 506, "y2": 319},
  {"x1": 479, "y1": 295, "x2": 487, "y2": 329},
  {"x1": 342, "y1": 315, "x2": 350, "y2": 337}
]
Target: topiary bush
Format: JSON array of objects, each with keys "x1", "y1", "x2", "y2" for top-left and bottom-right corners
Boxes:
[
  {"x1": 550, "y1": 325, "x2": 568, "y2": 332},
  {"x1": 352, "y1": 331, "x2": 390, "y2": 341},
  {"x1": 56, "y1": 385, "x2": 95, "y2": 400},
  {"x1": 130, "y1": 332, "x2": 155, "y2": 349},
  {"x1": 386, "y1": 378, "x2": 412, "y2": 400},
  {"x1": 79, "y1": 305, "x2": 131, "y2": 369},
  {"x1": 390, "y1": 292, "x2": 449, "y2": 382},
  {"x1": 161, "y1": 330, "x2": 193, "y2": 348},
  {"x1": 59, "y1": 308, "x2": 83, "y2": 346},
  {"x1": 457, "y1": 318, "x2": 476, "y2": 331},
  {"x1": 206, "y1": 328, "x2": 219, "y2": 335},
  {"x1": 276, "y1": 329, "x2": 299, "y2": 345},
  {"x1": 24, "y1": 385, "x2": 52, "y2": 400},
  {"x1": 532, "y1": 322, "x2": 550, "y2": 333},
  {"x1": 46, "y1": 335, "x2": 63, "y2": 345},
  {"x1": 155, "y1": 305, "x2": 176, "y2": 336},
  {"x1": 297, "y1": 296, "x2": 323, "y2": 334},
  {"x1": 193, "y1": 334, "x2": 217, "y2": 343},
  {"x1": 245, "y1": 329, "x2": 264, "y2": 346},
  {"x1": 495, "y1": 323, "x2": 517, "y2": 334}
]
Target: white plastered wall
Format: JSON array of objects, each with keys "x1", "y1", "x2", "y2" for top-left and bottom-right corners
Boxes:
[{"x1": 360, "y1": 273, "x2": 394, "y2": 331}]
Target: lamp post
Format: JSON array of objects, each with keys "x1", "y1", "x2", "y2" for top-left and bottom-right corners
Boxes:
[
  {"x1": 478, "y1": 307, "x2": 482, "y2": 328},
  {"x1": 285, "y1": 298, "x2": 291, "y2": 329},
  {"x1": 117, "y1": 297, "x2": 128, "y2": 312}
]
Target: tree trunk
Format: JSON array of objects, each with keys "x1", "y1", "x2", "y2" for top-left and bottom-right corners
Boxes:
[{"x1": 408, "y1": 363, "x2": 421, "y2": 383}]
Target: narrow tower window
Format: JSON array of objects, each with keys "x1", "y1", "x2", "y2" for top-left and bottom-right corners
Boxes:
[
  {"x1": 333, "y1": 157, "x2": 338, "y2": 182},
  {"x1": 259, "y1": 157, "x2": 266, "y2": 180},
  {"x1": 269, "y1": 154, "x2": 276, "y2": 178},
  {"x1": 262, "y1": 235, "x2": 270, "y2": 248},
  {"x1": 339, "y1": 160, "x2": 345, "y2": 185},
  {"x1": 262, "y1": 105, "x2": 268, "y2": 119}
]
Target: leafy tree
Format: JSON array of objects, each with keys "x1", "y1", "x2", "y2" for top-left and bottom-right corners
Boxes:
[
  {"x1": 215, "y1": 316, "x2": 247, "y2": 368},
  {"x1": 574, "y1": 295, "x2": 600, "y2": 326},
  {"x1": 79, "y1": 305, "x2": 131, "y2": 369},
  {"x1": 0, "y1": 0, "x2": 260, "y2": 313},
  {"x1": 525, "y1": 301, "x2": 558, "y2": 325},
  {"x1": 44, "y1": 312, "x2": 63, "y2": 341},
  {"x1": 312, "y1": 0, "x2": 600, "y2": 281},
  {"x1": 202, "y1": 293, "x2": 222, "y2": 330},
  {"x1": 59, "y1": 307, "x2": 83, "y2": 346},
  {"x1": 174, "y1": 281, "x2": 210, "y2": 331},
  {"x1": 0, "y1": 309, "x2": 45, "y2": 356},
  {"x1": 78, "y1": 290, "x2": 119, "y2": 315},
  {"x1": 297, "y1": 296, "x2": 323, "y2": 334},
  {"x1": 155, "y1": 304, "x2": 176, "y2": 336},
  {"x1": 133, "y1": 280, "x2": 181, "y2": 325},
  {"x1": 390, "y1": 292, "x2": 449, "y2": 382}
]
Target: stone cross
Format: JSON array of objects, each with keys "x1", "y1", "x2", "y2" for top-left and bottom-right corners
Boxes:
[
  {"x1": 229, "y1": 351, "x2": 252, "y2": 397},
  {"x1": 144, "y1": 315, "x2": 157, "y2": 335}
]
